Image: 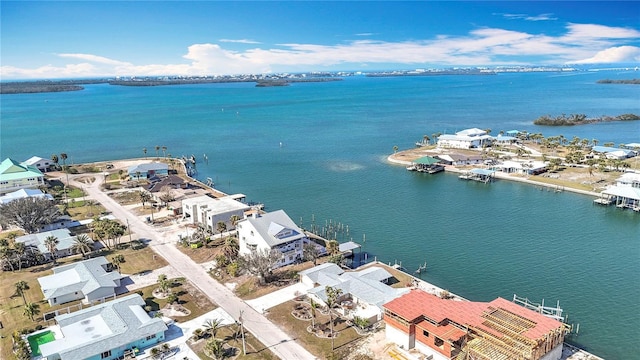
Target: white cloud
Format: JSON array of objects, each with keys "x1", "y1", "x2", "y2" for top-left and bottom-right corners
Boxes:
[
  {"x1": 355, "y1": 33, "x2": 375, "y2": 36},
  {"x1": 570, "y1": 46, "x2": 640, "y2": 64},
  {"x1": 501, "y1": 13, "x2": 557, "y2": 21},
  {"x1": 218, "y1": 39, "x2": 261, "y2": 44},
  {"x1": 2, "y1": 22, "x2": 639, "y2": 79}
]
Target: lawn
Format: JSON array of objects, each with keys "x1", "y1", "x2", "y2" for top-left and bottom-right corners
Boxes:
[
  {"x1": 135, "y1": 279, "x2": 216, "y2": 323},
  {"x1": 233, "y1": 261, "x2": 314, "y2": 300},
  {"x1": 266, "y1": 300, "x2": 364, "y2": 359},
  {"x1": 189, "y1": 323, "x2": 277, "y2": 360}
]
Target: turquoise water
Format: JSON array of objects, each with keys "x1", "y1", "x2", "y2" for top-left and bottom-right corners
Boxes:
[{"x1": 2, "y1": 72, "x2": 639, "y2": 358}]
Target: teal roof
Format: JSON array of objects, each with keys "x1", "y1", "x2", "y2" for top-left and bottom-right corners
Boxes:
[
  {"x1": 0, "y1": 158, "x2": 44, "y2": 181},
  {"x1": 470, "y1": 168, "x2": 495, "y2": 176},
  {"x1": 414, "y1": 156, "x2": 441, "y2": 165}
]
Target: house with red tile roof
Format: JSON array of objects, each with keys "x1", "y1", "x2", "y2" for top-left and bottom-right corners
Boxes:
[{"x1": 383, "y1": 289, "x2": 566, "y2": 360}]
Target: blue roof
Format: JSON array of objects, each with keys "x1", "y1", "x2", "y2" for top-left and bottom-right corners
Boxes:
[{"x1": 592, "y1": 146, "x2": 632, "y2": 154}]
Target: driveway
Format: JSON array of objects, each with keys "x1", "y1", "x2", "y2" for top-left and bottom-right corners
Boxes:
[{"x1": 246, "y1": 282, "x2": 312, "y2": 314}]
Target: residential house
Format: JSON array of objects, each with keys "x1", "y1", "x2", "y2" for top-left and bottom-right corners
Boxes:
[
  {"x1": 435, "y1": 154, "x2": 484, "y2": 166},
  {"x1": 39, "y1": 294, "x2": 167, "y2": 360},
  {"x1": 0, "y1": 188, "x2": 53, "y2": 204},
  {"x1": 0, "y1": 158, "x2": 45, "y2": 195},
  {"x1": 383, "y1": 290, "x2": 566, "y2": 360},
  {"x1": 38, "y1": 256, "x2": 121, "y2": 306},
  {"x1": 492, "y1": 160, "x2": 547, "y2": 175},
  {"x1": 16, "y1": 228, "x2": 77, "y2": 261},
  {"x1": 301, "y1": 263, "x2": 409, "y2": 323},
  {"x1": 436, "y1": 128, "x2": 493, "y2": 149},
  {"x1": 127, "y1": 162, "x2": 169, "y2": 180},
  {"x1": 615, "y1": 172, "x2": 640, "y2": 188},
  {"x1": 23, "y1": 155, "x2": 54, "y2": 172},
  {"x1": 591, "y1": 145, "x2": 635, "y2": 159},
  {"x1": 182, "y1": 195, "x2": 250, "y2": 233},
  {"x1": 237, "y1": 210, "x2": 310, "y2": 267}
]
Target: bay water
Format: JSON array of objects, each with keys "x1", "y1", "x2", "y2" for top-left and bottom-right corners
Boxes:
[{"x1": 1, "y1": 71, "x2": 639, "y2": 358}]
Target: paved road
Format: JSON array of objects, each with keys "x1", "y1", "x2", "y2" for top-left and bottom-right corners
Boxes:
[{"x1": 69, "y1": 175, "x2": 317, "y2": 360}]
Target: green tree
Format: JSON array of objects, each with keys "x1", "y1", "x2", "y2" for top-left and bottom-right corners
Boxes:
[
  {"x1": 71, "y1": 234, "x2": 93, "y2": 258},
  {"x1": 220, "y1": 237, "x2": 239, "y2": 262},
  {"x1": 155, "y1": 145, "x2": 160, "y2": 159},
  {"x1": 393, "y1": 145, "x2": 398, "y2": 154},
  {"x1": 326, "y1": 239, "x2": 339, "y2": 255},
  {"x1": 14, "y1": 280, "x2": 30, "y2": 305},
  {"x1": 111, "y1": 254, "x2": 125, "y2": 272},
  {"x1": 162, "y1": 146, "x2": 167, "y2": 158},
  {"x1": 205, "y1": 338, "x2": 226, "y2": 360},
  {"x1": 139, "y1": 190, "x2": 152, "y2": 209},
  {"x1": 309, "y1": 297, "x2": 318, "y2": 329},
  {"x1": 0, "y1": 245, "x2": 16, "y2": 271},
  {"x1": 51, "y1": 154, "x2": 59, "y2": 170},
  {"x1": 324, "y1": 286, "x2": 343, "y2": 350},
  {"x1": 143, "y1": 147, "x2": 147, "y2": 158},
  {"x1": 216, "y1": 221, "x2": 227, "y2": 238},
  {"x1": 13, "y1": 242, "x2": 26, "y2": 271},
  {"x1": 0, "y1": 197, "x2": 61, "y2": 234},
  {"x1": 44, "y1": 235, "x2": 59, "y2": 264},
  {"x1": 23, "y1": 302, "x2": 40, "y2": 321},
  {"x1": 167, "y1": 292, "x2": 179, "y2": 305},
  {"x1": 303, "y1": 242, "x2": 320, "y2": 265},
  {"x1": 157, "y1": 274, "x2": 171, "y2": 294},
  {"x1": 203, "y1": 318, "x2": 223, "y2": 339}
]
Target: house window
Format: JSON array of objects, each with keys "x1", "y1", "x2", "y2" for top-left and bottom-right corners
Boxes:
[
  {"x1": 434, "y1": 337, "x2": 444, "y2": 348},
  {"x1": 423, "y1": 330, "x2": 429, "y2": 337},
  {"x1": 146, "y1": 334, "x2": 156, "y2": 340},
  {"x1": 101, "y1": 350, "x2": 112, "y2": 359}
]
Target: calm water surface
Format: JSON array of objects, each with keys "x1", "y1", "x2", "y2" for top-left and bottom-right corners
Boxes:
[{"x1": 2, "y1": 72, "x2": 639, "y2": 358}]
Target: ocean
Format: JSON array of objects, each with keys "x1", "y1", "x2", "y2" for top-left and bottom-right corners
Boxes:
[{"x1": 1, "y1": 71, "x2": 639, "y2": 358}]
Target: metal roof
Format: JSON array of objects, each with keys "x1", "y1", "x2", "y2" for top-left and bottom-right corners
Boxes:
[
  {"x1": 414, "y1": 156, "x2": 441, "y2": 165},
  {"x1": 339, "y1": 241, "x2": 361, "y2": 252}
]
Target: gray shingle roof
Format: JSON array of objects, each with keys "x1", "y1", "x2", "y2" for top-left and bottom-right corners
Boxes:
[
  {"x1": 16, "y1": 228, "x2": 76, "y2": 255},
  {"x1": 38, "y1": 257, "x2": 122, "y2": 300},
  {"x1": 40, "y1": 294, "x2": 167, "y2": 360},
  {"x1": 244, "y1": 210, "x2": 306, "y2": 247}
]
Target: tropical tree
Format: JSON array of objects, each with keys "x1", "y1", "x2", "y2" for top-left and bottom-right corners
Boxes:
[
  {"x1": 155, "y1": 145, "x2": 160, "y2": 158},
  {"x1": 309, "y1": 297, "x2": 318, "y2": 329},
  {"x1": 71, "y1": 234, "x2": 93, "y2": 258},
  {"x1": 90, "y1": 218, "x2": 126, "y2": 249},
  {"x1": 191, "y1": 328, "x2": 204, "y2": 342},
  {"x1": 111, "y1": 254, "x2": 125, "y2": 272},
  {"x1": 135, "y1": 171, "x2": 142, "y2": 184},
  {"x1": 44, "y1": 235, "x2": 59, "y2": 264},
  {"x1": 157, "y1": 274, "x2": 171, "y2": 295},
  {"x1": 60, "y1": 153, "x2": 68, "y2": 170},
  {"x1": 229, "y1": 215, "x2": 240, "y2": 229},
  {"x1": 143, "y1": 147, "x2": 147, "y2": 158},
  {"x1": 0, "y1": 197, "x2": 61, "y2": 234},
  {"x1": 0, "y1": 246, "x2": 16, "y2": 271},
  {"x1": 326, "y1": 240, "x2": 339, "y2": 255},
  {"x1": 162, "y1": 146, "x2": 167, "y2": 158},
  {"x1": 203, "y1": 318, "x2": 223, "y2": 339},
  {"x1": 139, "y1": 190, "x2": 152, "y2": 209},
  {"x1": 216, "y1": 221, "x2": 227, "y2": 238},
  {"x1": 220, "y1": 237, "x2": 239, "y2": 262},
  {"x1": 352, "y1": 315, "x2": 369, "y2": 330},
  {"x1": 13, "y1": 242, "x2": 26, "y2": 271},
  {"x1": 23, "y1": 302, "x2": 40, "y2": 321},
  {"x1": 51, "y1": 154, "x2": 59, "y2": 170},
  {"x1": 393, "y1": 145, "x2": 398, "y2": 154},
  {"x1": 166, "y1": 292, "x2": 179, "y2": 305},
  {"x1": 15, "y1": 281, "x2": 30, "y2": 305},
  {"x1": 324, "y1": 286, "x2": 343, "y2": 350},
  {"x1": 204, "y1": 338, "x2": 226, "y2": 360}
]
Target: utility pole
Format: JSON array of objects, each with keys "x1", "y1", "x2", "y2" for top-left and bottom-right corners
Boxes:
[
  {"x1": 239, "y1": 310, "x2": 246, "y2": 355},
  {"x1": 126, "y1": 218, "x2": 132, "y2": 243}
]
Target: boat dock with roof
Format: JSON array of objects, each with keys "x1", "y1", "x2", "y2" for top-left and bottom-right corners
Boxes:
[{"x1": 458, "y1": 168, "x2": 495, "y2": 183}]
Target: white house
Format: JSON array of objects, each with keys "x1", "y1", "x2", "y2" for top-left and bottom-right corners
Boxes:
[
  {"x1": 0, "y1": 188, "x2": 53, "y2": 205},
  {"x1": 301, "y1": 263, "x2": 409, "y2": 323},
  {"x1": 436, "y1": 128, "x2": 493, "y2": 149},
  {"x1": 23, "y1": 156, "x2": 54, "y2": 172},
  {"x1": 38, "y1": 256, "x2": 122, "y2": 306},
  {"x1": 492, "y1": 160, "x2": 547, "y2": 175},
  {"x1": 182, "y1": 195, "x2": 250, "y2": 233},
  {"x1": 39, "y1": 294, "x2": 167, "y2": 360},
  {"x1": 127, "y1": 162, "x2": 169, "y2": 179},
  {"x1": 0, "y1": 158, "x2": 45, "y2": 195},
  {"x1": 615, "y1": 172, "x2": 640, "y2": 188},
  {"x1": 237, "y1": 210, "x2": 310, "y2": 267},
  {"x1": 16, "y1": 228, "x2": 78, "y2": 261}
]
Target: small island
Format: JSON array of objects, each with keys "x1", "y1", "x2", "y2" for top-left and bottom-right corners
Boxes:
[
  {"x1": 0, "y1": 80, "x2": 108, "y2": 94},
  {"x1": 533, "y1": 113, "x2": 640, "y2": 126},
  {"x1": 597, "y1": 79, "x2": 640, "y2": 84}
]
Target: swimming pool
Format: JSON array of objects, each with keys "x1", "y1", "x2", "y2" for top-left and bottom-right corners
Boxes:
[{"x1": 27, "y1": 330, "x2": 56, "y2": 356}]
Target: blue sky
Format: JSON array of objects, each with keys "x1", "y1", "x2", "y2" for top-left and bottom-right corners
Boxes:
[{"x1": 1, "y1": 1, "x2": 639, "y2": 79}]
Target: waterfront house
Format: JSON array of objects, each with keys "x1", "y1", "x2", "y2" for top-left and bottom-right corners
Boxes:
[
  {"x1": 615, "y1": 172, "x2": 640, "y2": 188},
  {"x1": 38, "y1": 256, "x2": 121, "y2": 306},
  {"x1": 492, "y1": 160, "x2": 547, "y2": 175},
  {"x1": 0, "y1": 188, "x2": 53, "y2": 204},
  {"x1": 237, "y1": 210, "x2": 311, "y2": 267},
  {"x1": 591, "y1": 146, "x2": 635, "y2": 160},
  {"x1": 301, "y1": 263, "x2": 409, "y2": 323},
  {"x1": 436, "y1": 128, "x2": 493, "y2": 149},
  {"x1": 23, "y1": 155, "x2": 54, "y2": 172},
  {"x1": 601, "y1": 185, "x2": 640, "y2": 210},
  {"x1": 16, "y1": 228, "x2": 78, "y2": 261},
  {"x1": 0, "y1": 157, "x2": 45, "y2": 195},
  {"x1": 39, "y1": 294, "x2": 167, "y2": 360},
  {"x1": 383, "y1": 289, "x2": 566, "y2": 360},
  {"x1": 127, "y1": 162, "x2": 169, "y2": 180},
  {"x1": 182, "y1": 195, "x2": 250, "y2": 233},
  {"x1": 435, "y1": 154, "x2": 484, "y2": 166}
]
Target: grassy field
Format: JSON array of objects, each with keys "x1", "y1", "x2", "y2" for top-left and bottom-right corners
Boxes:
[
  {"x1": 135, "y1": 279, "x2": 216, "y2": 323},
  {"x1": 0, "y1": 243, "x2": 167, "y2": 360}
]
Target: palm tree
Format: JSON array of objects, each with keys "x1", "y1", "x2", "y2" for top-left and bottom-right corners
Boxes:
[
  {"x1": 143, "y1": 147, "x2": 147, "y2": 159},
  {"x1": 139, "y1": 190, "x2": 152, "y2": 209},
  {"x1": 60, "y1": 152, "x2": 68, "y2": 169},
  {"x1": 13, "y1": 242, "x2": 26, "y2": 270},
  {"x1": 326, "y1": 240, "x2": 339, "y2": 255},
  {"x1": 205, "y1": 338, "x2": 226, "y2": 360},
  {"x1": 229, "y1": 215, "x2": 240, "y2": 229},
  {"x1": 51, "y1": 154, "x2": 59, "y2": 170},
  {"x1": 23, "y1": 302, "x2": 40, "y2": 321},
  {"x1": 220, "y1": 237, "x2": 239, "y2": 261},
  {"x1": 155, "y1": 145, "x2": 160, "y2": 159},
  {"x1": 157, "y1": 274, "x2": 171, "y2": 295},
  {"x1": 324, "y1": 286, "x2": 343, "y2": 350},
  {"x1": 111, "y1": 254, "x2": 125, "y2": 272},
  {"x1": 309, "y1": 297, "x2": 318, "y2": 329},
  {"x1": 393, "y1": 145, "x2": 398, "y2": 154},
  {"x1": 203, "y1": 318, "x2": 223, "y2": 339},
  {"x1": 44, "y1": 235, "x2": 59, "y2": 264},
  {"x1": 216, "y1": 221, "x2": 227, "y2": 238},
  {"x1": 15, "y1": 281, "x2": 30, "y2": 305},
  {"x1": 71, "y1": 234, "x2": 93, "y2": 258},
  {"x1": 162, "y1": 146, "x2": 167, "y2": 158}
]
